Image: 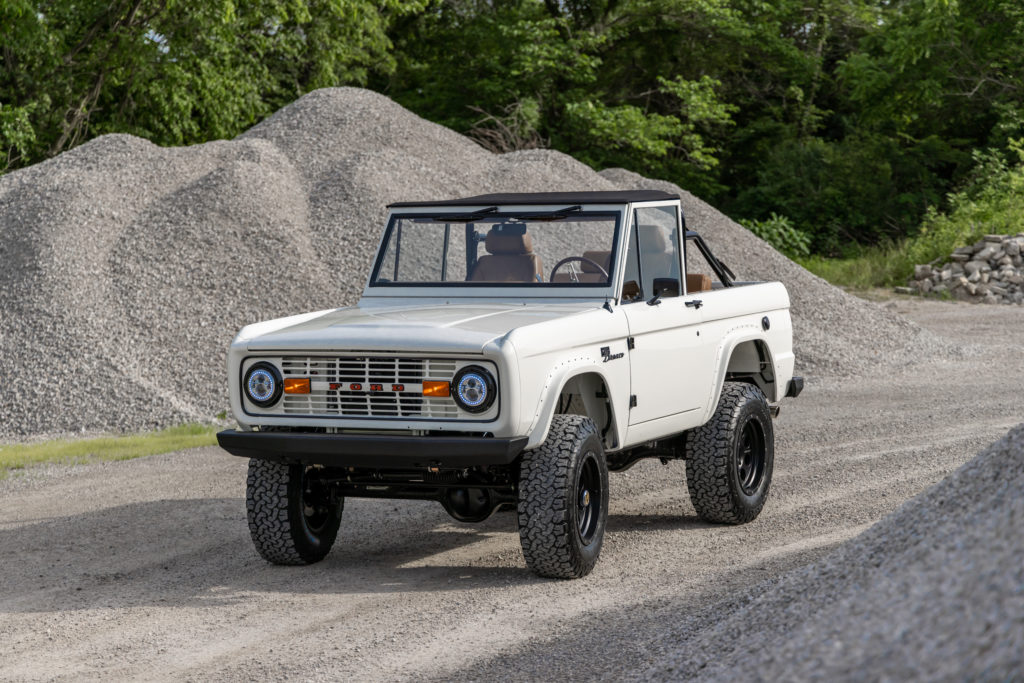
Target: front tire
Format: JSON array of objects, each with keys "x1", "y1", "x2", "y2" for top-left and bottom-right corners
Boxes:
[
  {"x1": 246, "y1": 459, "x2": 343, "y2": 565},
  {"x1": 517, "y1": 415, "x2": 609, "y2": 579},
  {"x1": 686, "y1": 382, "x2": 774, "y2": 524}
]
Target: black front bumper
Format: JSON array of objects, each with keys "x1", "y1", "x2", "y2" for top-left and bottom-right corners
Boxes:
[{"x1": 216, "y1": 430, "x2": 528, "y2": 469}]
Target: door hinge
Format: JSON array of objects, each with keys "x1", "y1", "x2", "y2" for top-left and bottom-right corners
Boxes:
[
  {"x1": 627, "y1": 336, "x2": 635, "y2": 350},
  {"x1": 629, "y1": 395, "x2": 638, "y2": 408}
]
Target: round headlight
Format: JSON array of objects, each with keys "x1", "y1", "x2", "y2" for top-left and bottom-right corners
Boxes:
[
  {"x1": 452, "y1": 365, "x2": 496, "y2": 414},
  {"x1": 244, "y1": 362, "x2": 282, "y2": 408}
]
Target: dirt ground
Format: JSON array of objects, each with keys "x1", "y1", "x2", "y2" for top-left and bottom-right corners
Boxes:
[{"x1": 1, "y1": 297, "x2": 1021, "y2": 681}]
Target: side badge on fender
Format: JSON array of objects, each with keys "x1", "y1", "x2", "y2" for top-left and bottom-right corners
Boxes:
[{"x1": 601, "y1": 346, "x2": 625, "y2": 363}]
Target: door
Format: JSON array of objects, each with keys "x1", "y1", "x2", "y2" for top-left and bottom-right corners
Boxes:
[{"x1": 621, "y1": 204, "x2": 706, "y2": 426}]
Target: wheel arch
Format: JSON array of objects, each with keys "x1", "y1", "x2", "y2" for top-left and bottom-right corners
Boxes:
[
  {"x1": 703, "y1": 333, "x2": 780, "y2": 423},
  {"x1": 525, "y1": 365, "x2": 623, "y2": 452}
]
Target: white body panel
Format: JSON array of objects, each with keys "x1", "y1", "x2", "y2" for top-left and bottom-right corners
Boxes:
[{"x1": 226, "y1": 199, "x2": 797, "y2": 453}]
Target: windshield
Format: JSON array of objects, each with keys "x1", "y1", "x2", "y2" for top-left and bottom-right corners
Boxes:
[{"x1": 370, "y1": 211, "x2": 620, "y2": 287}]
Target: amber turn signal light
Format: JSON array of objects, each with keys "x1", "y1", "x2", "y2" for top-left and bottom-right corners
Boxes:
[
  {"x1": 422, "y1": 380, "x2": 450, "y2": 397},
  {"x1": 283, "y1": 378, "x2": 311, "y2": 394}
]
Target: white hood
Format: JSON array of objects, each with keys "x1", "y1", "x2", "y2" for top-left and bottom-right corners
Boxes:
[{"x1": 244, "y1": 301, "x2": 600, "y2": 353}]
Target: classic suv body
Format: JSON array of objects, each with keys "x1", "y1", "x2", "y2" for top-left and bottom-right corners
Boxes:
[{"x1": 217, "y1": 190, "x2": 802, "y2": 579}]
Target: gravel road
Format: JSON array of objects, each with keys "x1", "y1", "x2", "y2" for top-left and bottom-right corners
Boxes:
[{"x1": 1, "y1": 297, "x2": 1020, "y2": 681}]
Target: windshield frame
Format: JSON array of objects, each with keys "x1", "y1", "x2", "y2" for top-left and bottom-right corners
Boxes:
[{"x1": 363, "y1": 205, "x2": 626, "y2": 299}]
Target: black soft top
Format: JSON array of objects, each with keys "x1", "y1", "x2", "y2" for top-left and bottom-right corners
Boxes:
[{"x1": 388, "y1": 190, "x2": 678, "y2": 208}]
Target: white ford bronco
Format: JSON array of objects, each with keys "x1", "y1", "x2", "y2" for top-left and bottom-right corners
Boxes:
[{"x1": 217, "y1": 190, "x2": 803, "y2": 578}]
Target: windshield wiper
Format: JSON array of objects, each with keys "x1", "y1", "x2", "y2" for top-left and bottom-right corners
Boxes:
[
  {"x1": 509, "y1": 205, "x2": 582, "y2": 220},
  {"x1": 418, "y1": 206, "x2": 499, "y2": 223}
]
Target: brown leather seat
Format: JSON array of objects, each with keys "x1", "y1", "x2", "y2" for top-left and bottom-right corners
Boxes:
[
  {"x1": 686, "y1": 273, "x2": 713, "y2": 293},
  {"x1": 637, "y1": 224, "x2": 676, "y2": 277},
  {"x1": 469, "y1": 229, "x2": 544, "y2": 282},
  {"x1": 551, "y1": 250, "x2": 611, "y2": 283}
]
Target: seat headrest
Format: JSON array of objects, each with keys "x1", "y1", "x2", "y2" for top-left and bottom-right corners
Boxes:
[
  {"x1": 581, "y1": 250, "x2": 612, "y2": 274},
  {"x1": 486, "y1": 225, "x2": 534, "y2": 255},
  {"x1": 637, "y1": 224, "x2": 670, "y2": 253}
]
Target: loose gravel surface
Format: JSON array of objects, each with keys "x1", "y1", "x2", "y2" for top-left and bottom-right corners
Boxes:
[
  {"x1": 1, "y1": 298, "x2": 1020, "y2": 681},
  {"x1": 0, "y1": 87, "x2": 956, "y2": 439}
]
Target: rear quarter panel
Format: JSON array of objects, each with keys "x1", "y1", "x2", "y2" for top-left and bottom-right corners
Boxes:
[{"x1": 696, "y1": 281, "x2": 795, "y2": 423}]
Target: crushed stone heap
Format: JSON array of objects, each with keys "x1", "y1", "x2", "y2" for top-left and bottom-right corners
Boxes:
[
  {"x1": 646, "y1": 422, "x2": 1024, "y2": 681},
  {"x1": 0, "y1": 88, "x2": 955, "y2": 439}
]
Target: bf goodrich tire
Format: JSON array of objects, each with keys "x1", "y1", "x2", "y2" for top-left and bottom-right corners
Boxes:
[
  {"x1": 517, "y1": 415, "x2": 609, "y2": 579},
  {"x1": 686, "y1": 382, "x2": 774, "y2": 524},
  {"x1": 246, "y1": 459, "x2": 343, "y2": 565}
]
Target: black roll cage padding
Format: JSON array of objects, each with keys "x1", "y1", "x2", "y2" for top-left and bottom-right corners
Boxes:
[
  {"x1": 465, "y1": 223, "x2": 485, "y2": 276},
  {"x1": 440, "y1": 223, "x2": 450, "y2": 281},
  {"x1": 393, "y1": 222, "x2": 402, "y2": 281},
  {"x1": 685, "y1": 230, "x2": 735, "y2": 287}
]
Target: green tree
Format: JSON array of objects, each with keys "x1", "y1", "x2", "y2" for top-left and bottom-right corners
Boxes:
[
  {"x1": 384, "y1": 0, "x2": 740, "y2": 196},
  {"x1": 0, "y1": 0, "x2": 425, "y2": 171}
]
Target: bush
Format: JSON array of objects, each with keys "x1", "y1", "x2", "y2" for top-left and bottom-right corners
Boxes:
[
  {"x1": 742, "y1": 213, "x2": 812, "y2": 258},
  {"x1": 904, "y1": 141, "x2": 1024, "y2": 268}
]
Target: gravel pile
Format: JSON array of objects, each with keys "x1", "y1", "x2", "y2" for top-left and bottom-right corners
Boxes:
[
  {"x1": 0, "y1": 87, "x2": 955, "y2": 439},
  {"x1": 647, "y1": 422, "x2": 1024, "y2": 681},
  {"x1": 906, "y1": 233, "x2": 1024, "y2": 304}
]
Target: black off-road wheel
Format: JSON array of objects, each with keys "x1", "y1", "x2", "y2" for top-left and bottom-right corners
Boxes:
[
  {"x1": 246, "y1": 459, "x2": 343, "y2": 565},
  {"x1": 686, "y1": 382, "x2": 774, "y2": 524},
  {"x1": 517, "y1": 415, "x2": 609, "y2": 579}
]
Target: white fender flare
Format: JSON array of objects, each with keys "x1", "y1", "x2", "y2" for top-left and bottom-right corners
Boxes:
[
  {"x1": 524, "y1": 357, "x2": 623, "y2": 450},
  {"x1": 701, "y1": 327, "x2": 779, "y2": 424}
]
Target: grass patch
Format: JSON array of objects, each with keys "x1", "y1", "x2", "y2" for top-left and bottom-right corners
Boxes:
[
  {"x1": 797, "y1": 245, "x2": 913, "y2": 290},
  {"x1": 0, "y1": 423, "x2": 219, "y2": 477}
]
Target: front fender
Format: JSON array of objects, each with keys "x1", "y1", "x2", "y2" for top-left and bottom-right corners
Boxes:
[{"x1": 523, "y1": 356, "x2": 627, "y2": 451}]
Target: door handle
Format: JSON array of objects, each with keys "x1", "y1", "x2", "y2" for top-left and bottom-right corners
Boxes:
[{"x1": 685, "y1": 299, "x2": 703, "y2": 309}]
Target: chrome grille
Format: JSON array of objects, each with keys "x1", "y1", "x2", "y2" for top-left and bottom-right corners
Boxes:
[{"x1": 279, "y1": 356, "x2": 461, "y2": 418}]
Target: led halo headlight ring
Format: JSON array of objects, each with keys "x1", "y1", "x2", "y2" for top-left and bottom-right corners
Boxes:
[
  {"x1": 244, "y1": 361, "x2": 283, "y2": 408},
  {"x1": 452, "y1": 365, "x2": 496, "y2": 414}
]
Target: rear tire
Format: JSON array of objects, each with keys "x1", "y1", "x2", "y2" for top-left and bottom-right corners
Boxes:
[
  {"x1": 246, "y1": 459, "x2": 343, "y2": 565},
  {"x1": 686, "y1": 382, "x2": 774, "y2": 524},
  {"x1": 517, "y1": 415, "x2": 609, "y2": 579}
]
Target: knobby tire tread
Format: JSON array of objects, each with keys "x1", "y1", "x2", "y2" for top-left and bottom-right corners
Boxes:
[
  {"x1": 247, "y1": 459, "x2": 318, "y2": 565},
  {"x1": 518, "y1": 415, "x2": 603, "y2": 579},
  {"x1": 686, "y1": 382, "x2": 772, "y2": 524}
]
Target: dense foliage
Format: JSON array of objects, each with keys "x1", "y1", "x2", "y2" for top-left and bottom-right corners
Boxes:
[
  {"x1": 2, "y1": 0, "x2": 1022, "y2": 256},
  {"x1": 0, "y1": 0, "x2": 424, "y2": 168},
  {"x1": 799, "y1": 141, "x2": 1024, "y2": 288}
]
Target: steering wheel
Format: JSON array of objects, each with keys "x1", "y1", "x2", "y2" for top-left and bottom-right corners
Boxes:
[{"x1": 549, "y1": 256, "x2": 609, "y2": 283}]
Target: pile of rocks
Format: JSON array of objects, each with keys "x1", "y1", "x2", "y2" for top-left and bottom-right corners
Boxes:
[
  {"x1": 906, "y1": 234, "x2": 1024, "y2": 304},
  {"x1": 0, "y1": 87, "x2": 957, "y2": 439}
]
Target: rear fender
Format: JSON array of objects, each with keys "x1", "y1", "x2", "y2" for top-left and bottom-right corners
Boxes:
[{"x1": 703, "y1": 331, "x2": 779, "y2": 423}]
